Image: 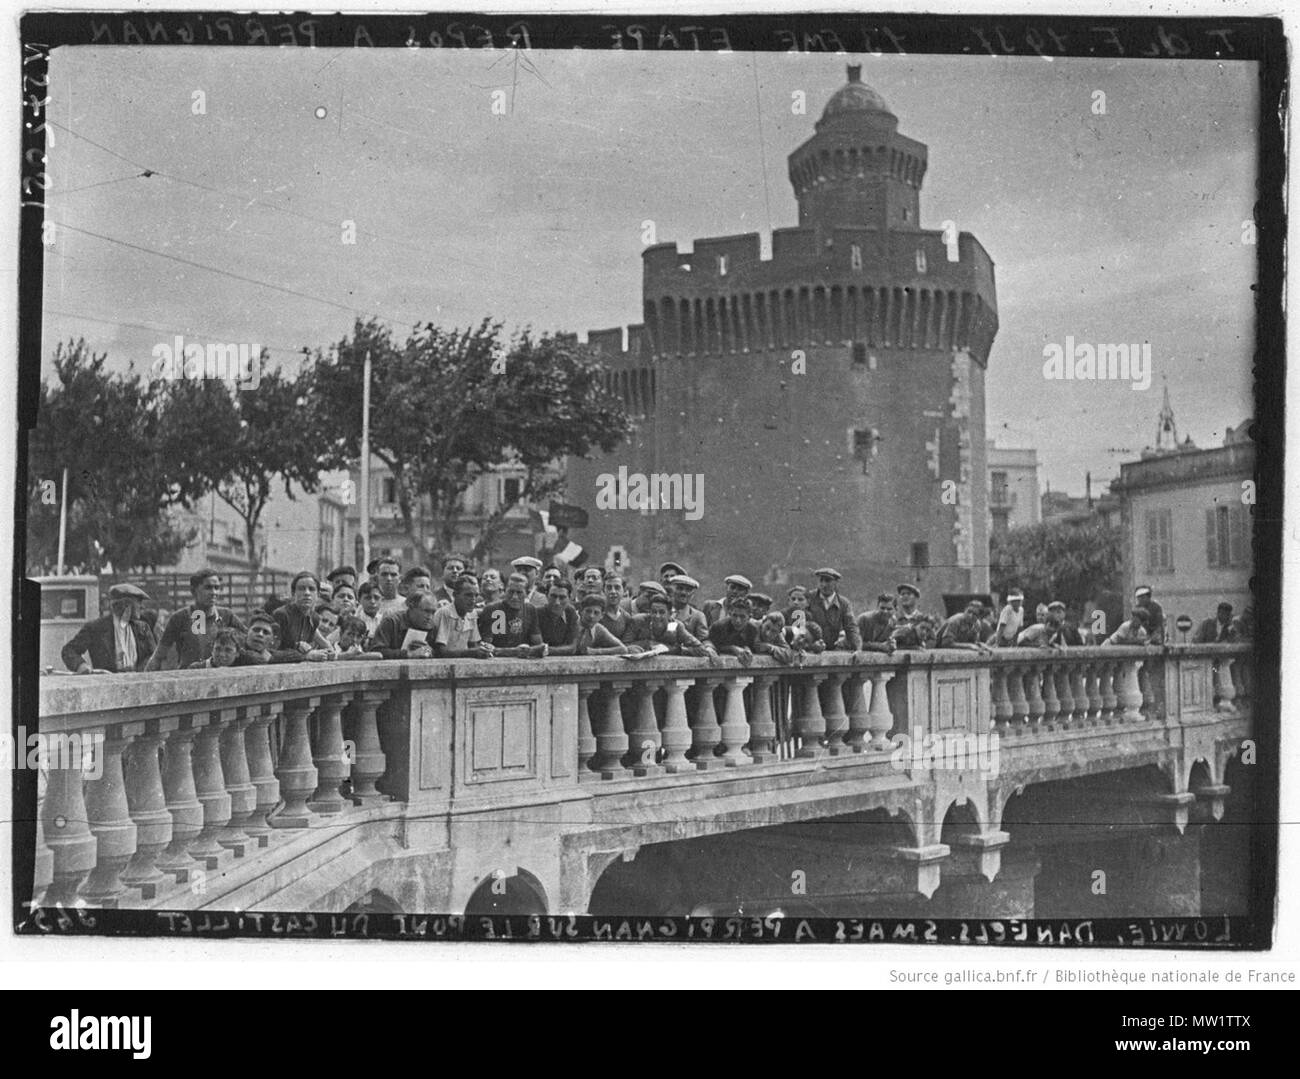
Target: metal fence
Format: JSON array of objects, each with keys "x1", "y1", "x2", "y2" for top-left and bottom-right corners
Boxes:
[{"x1": 97, "y1": 570, "x2": 298, "y2": 620}]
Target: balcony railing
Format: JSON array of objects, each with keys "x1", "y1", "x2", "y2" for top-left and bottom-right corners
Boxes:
[{"x1": 27, "y1": 644, "x2": 1253, "y2": 910}]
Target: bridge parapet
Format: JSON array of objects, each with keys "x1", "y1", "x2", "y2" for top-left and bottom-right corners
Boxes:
[{"x1": 27, "y1": 644, "x2": 1253, "y2": 912}]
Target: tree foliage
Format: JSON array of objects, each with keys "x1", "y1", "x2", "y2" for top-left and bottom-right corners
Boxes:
[
  {"x1": 990, "y1": 520, "x2": 1123, "y2": 610},
  {"x1": 309, "y1": 318, "x2": 630, "y2": 560},
  {"x1": 156, "y1": 358, "x2": 325, "y2": 570},
  {"x1": 27, "y1": 340, "x2": 196, "y2": 573}
]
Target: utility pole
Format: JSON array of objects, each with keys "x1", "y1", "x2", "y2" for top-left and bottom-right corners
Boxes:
[
  {"x1": 55, "y1": 466, "x2": 68, "y2": 575},
  {"x1": 359, "y1": 349, "x2": 372, "y2": 573}
]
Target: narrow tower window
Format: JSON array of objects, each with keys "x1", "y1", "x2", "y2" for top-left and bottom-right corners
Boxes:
[
  {"x1": 850, "y1": 244, "x2": 863, "y2": 271},
  {"x1": 718, "y1": 255, "x2": 728, "y2": 276}
]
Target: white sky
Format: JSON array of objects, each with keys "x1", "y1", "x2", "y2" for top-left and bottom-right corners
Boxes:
[{"x1": 41, "y1": 47, "x2": 1257, "y2": 493}]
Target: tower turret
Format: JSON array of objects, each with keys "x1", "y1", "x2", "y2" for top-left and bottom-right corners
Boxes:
[{"x1": 788, "y1": 65, "x2": 928, "y2": 233}]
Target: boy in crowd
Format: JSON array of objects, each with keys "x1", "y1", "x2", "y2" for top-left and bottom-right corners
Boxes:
[
  {"x1": 335, "y1": 615, "x2": 383, "y2": 660},
  {"x1": 187, "y1": 627, "x2": 243, "y2": 670},
  {"x1": 478, "y1": 573, "x2": 546, "y2": 658},
  {"x1": 890, "y1": 583, "x2": 938, "y2": 650},
  {"x1": 356, "y1": 581, "x2": 384, "y2": 639},
  {"x1": 313, "y1": 603, "x2": 342, "y2": 652},
  {"x1": 434, "y1": 555, "x2": 466, "y2": 606},
  {"x1": 331, "y1": 582, "x2": 357, "y2": 618},
  {"x1": 748, "y1": 593, "x2": 774, "y2": 626},
  {"x1": 236, "y1": 611, "x2": 304, "y2": 665},
  {"x1": 600, "y1": 575, "x2": 633, "y2": 640},
  {"x1": 538, "y1": 579, "x2": 580, "y2": 649},
  {"x1": 625, "y1": 594, "x2": 712, "y2": 657},
  {"x1": 758, "y1": 611, "x2": 798, "y2": 666},
  {"x1": 327, "y1": 565, "x2": 358, "y2": 593},
  {"x1": 430, "y1": 576, "x2": 494, "y2": 658},
  {"x1": 479, "y1": 568, "x2": 504, "y2": 606},
  {"x1": 566, "y1": 594, "x2": 629, "y2": 656},
  {"x1": 400, "y1": 565, "x2": 434, "y2": 602},
  {"x1": 145, "y1": 569, "x2": 246, "y2": 670},
  {"x1": 707, "y1": 595, "x2": 769, "y2": 667}
]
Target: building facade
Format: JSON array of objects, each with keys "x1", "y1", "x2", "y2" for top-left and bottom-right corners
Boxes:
[
  {"x1": 987, "y1": 442, "x2": 1040, "y2": 539},
  {"x1": 1113, "y1": 429, "x2": 1254, "y2": 627},
  {"x1": 565, "y1": 66, "x2": 999, "y2": 600}
]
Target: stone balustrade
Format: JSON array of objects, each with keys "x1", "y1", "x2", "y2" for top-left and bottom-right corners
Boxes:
[{"x1": 29, "y1": 643, "x2": 1253, "y2": 909}]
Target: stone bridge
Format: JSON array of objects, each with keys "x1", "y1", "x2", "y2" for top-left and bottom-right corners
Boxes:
[{"x1": 24, "y1": 644, "x2": 1255, "y2": 920}]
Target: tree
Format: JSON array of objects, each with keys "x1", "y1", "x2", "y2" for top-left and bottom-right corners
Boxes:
[
  {"x1": 156, "y1": 357, "x2": 329, "y2": 572},
  {"x1": 308, "y1": 318, "x2": 630, "y2": 562},
  {"x1": 990, "y1": 520, "x2": 1123, "y2": 611},
  {"x1": 27, "y1": 340, "x2": 197, "y2": 573}
]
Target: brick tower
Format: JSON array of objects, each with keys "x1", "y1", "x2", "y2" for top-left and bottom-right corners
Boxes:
[{"x1": 566, "y1": 65, "x2": 999, "y2": 603}]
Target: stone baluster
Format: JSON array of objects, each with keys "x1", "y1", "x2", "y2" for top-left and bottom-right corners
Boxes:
[
  {"x1": 660, "y1": 679, "x2": 696, "y2": 773},
  {"x1": 308, "y1": 693, "x2": 350, "y2": 815},
  {"x1": 1039, "y1": 663, "x2": 1060, "y2": 728},
  {"x1": 1215, "y1": 658, "x2": 1239, "y2": 714},
  {"x1": 80, "y1": 725, "x2": 139, "y2": 907},
  {"x1": 157, "y1": 723, "x2": 203, "y2": 883},
  {"x1": 1137, "y1": 663, "x2": 1157, "y2": 720},
  {"x1": 843, "y1": 673, "x2": 871, "y2": 752},
  {"x1": 219, "y1": 712, "x2": 255, "y2": 853},
  {"x1": 120, "y1": 724, "x2": 173, "y2": 900},
  {"x1": 1024, "y1": 664, "x2": 1046, "y2": 731},
  {"x1": 719, "y1": 676, "x2": 754, "y2": 767},
  {"x1": 1068, "y1": 666, "x2": 1088, "y2": 726},
  {"x1": 1083, "y1": 663, "x2": 1104, "y2": 724},
  {"x1": 1006, "y1": 664, "x2": 1029, "y2": 731},
  {"x1": 576, "y1": 682, "x2": 599, "y2": 776},
  {"x1": 690, "y1": 680, "x2": 724, "y2": 770},
  {"x1": 592, "y1": 681, "x2": 630, "y2": 779},
  {"x1": 272, "y1": 697, "x2": 320, "y2": 827},
  {"x1": 1116, "y1": 660, "x2": 1145, "y2": 722},
  {"x1": 625, "y1": 682, "x2": 662, "y2": 777},
  {"x1": 40, "y1": 730, "x2": 100, "y2": 906},
  {"x1": 349, "y1": 690, "x2": 389, "y2": 805},
  {"x1": 990, "y1": 665, "x2": 1013, "y2": 733},
  {"x1": 1233, "y1": 655, "x2": 1251, "y2": 705},
  {"x1": 1098, "y1": 661, "x2": 1119, "y2": 723},
  {"x1": 820, "y1": 673, "x2": 850, "y2": 755},
  {"x1": 794, "y1": 673, "x2": 828, "y2": 758},
  {"x1": 1050, "y1": 666, "x2": 1072, "y2": 726},
  {"x1": 866, "y1": 670, "x2": 896, "y2": 751},
  {"x1": 242, "y1": 703, "x2": 281, "y2": 846},
  {"x1": 190, "y1": 711, "x2": 234, "y2": 863}
]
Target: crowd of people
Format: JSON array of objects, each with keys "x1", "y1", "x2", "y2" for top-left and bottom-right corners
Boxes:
[{"x1": 58, "y1": 557, "x2": 1254, "y2": 674}]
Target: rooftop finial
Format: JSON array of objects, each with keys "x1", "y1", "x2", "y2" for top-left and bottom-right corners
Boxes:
[{"x1": 847, "y1": 64, "x2": 862, "y2": 83}]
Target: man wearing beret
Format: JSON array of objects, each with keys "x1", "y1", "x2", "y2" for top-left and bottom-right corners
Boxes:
[
  {"x1": 807, "y1": 569, "x2": 862, "y2": 651},
  {"x1": 704, "y1": 574, "x2": 752, "y2": 627},
  {"x1": 62, "y1": 583, "x2": 158, "y2": 673},
  {"x1": 667, "y1": 574, "x2": 709, "y2": 640}
]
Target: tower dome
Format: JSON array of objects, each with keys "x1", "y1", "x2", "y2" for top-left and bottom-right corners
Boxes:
[{"x1": 817, "y1": 65, "x2": 894, "y2": 128}]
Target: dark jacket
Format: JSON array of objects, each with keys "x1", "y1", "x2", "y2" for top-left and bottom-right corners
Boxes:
[
  {"x1": 61, "y1": 614, "x2": 156, "y2": 672},
  {"x1": 1193, "y1": 616, "x2": 1236, "y2": 644},
  {"x1": 807, "y1": 591, "x2": 862, "y2": 651},
  {"x1": 273, "y1": 604, "x2": 319, "y2": 651},
  {"x1": 372, "y1": 610, "x2": 431, "y2": 659}
]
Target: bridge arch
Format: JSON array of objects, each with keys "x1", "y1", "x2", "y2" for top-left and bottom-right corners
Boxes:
[{"x1": 463, "y1": 868, "x2": 549, "y2": 916}]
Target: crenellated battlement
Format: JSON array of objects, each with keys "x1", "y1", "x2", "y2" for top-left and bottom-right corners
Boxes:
[{"x1": 581, "y1": 324, "x2": 655, "y2": 417}]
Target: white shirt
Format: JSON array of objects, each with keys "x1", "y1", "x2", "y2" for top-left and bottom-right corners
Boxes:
[
  {"x1": 996, "y1": 604, "x2": 1024, "y2": 643},
  {"x1": 113, "y1": 615, "x2": 137, "y2": 671}
]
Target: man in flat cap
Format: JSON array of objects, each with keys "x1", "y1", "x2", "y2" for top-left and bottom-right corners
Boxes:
[
  {"x1": 889, "y1": 583, "x2": 937, "y2": 649},
  {"x1": 807, "y1": 568, "x2": 861, "y2": 651},
  {"x1": 658, "y1": 561, "x2": 686, "y2": 590},
  {"x1": 1018, "y1": 601, "x2": 1073, "y2": 648},
  {"x1": 624, "y1": 592, "x2": 713, "y2": 657},
  {"x1": 624, "y1": 579, "x2": 668, "y2": 617},
  {"x1": 704, "y1": 574, "x2": 752, "y2": 627},
  {"x1": 667, "y1": 574, "x2": 709, "y2": 640},
  {"x1": 748, "y1": 593, "x2": 774, "y2": 626},
  {"x1": 1132, "y1": 585, "x2": 1165, "y2": 645},
  {"x1": 62, "y1": 582, "x2": 158, "y2": 673},
  {"x1": 509, "y1": 556, "x2": 545, "y2": 607}
]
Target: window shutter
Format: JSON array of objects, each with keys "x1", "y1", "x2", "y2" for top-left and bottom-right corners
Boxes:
[
  {"x1": 1159, "y1": 510, "x2": 1173, "y2": 570},
  {"x1": 1205, "y1": 509, "x2": 1218, "y2": 567},
  {"x1": 1146, "y1": 513, "x2": 1159, "y2": 572},
  {"x1": 1229, "y1": 505, "x2": 1248, "y2": 566}
]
